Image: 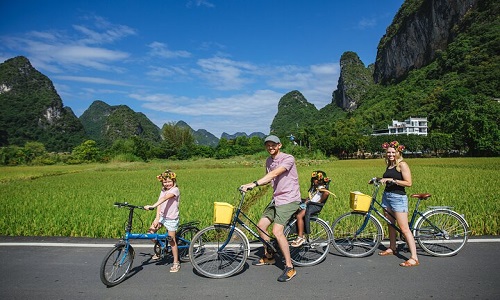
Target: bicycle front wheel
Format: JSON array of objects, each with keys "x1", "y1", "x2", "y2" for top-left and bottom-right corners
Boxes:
[
  {"x1": 331, "y1": 212, "x2": 383, "y2": 257},
  {"x1": 189, "y1": 225, "x2": 249, "y2": 279},
  {"x1": 415, "y1": 209, "x2": 469, "y2": 257},
  {"x1": 178, "y1": 226, "x2": 199, "y2": 262},
  {"x1": 100, "y1": 244, "x2": 135, "y2": 287},
  {"x1": 285, "y1": 217, "x2": 332, "y2": 266}
]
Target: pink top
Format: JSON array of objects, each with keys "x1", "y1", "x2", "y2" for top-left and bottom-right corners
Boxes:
[
  {"x1": 158, "y1": 186, "x2": 180, "y2": 220},
  {"x1": 266, "y1": 152, "x2": 301, "y2": 206}
]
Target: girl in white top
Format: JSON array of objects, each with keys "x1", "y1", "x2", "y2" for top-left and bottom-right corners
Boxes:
[{"x1": 291, "y1": 170, "x2": 333, "y2": 247}]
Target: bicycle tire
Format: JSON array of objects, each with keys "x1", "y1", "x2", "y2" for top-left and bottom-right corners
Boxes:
[
  {"x1": 188, "y1": 225, "x2": 249, "y2": 279},
  {"x1": 153, "y1": 238, "x2": 168, "y2": 257},
  {"x1": 415, "y1": 209, "x2": 469, "y2": 257},
  {"x1": 285, "y1": 216, "x2": 332, "y2": 266},
  {"x1": 100, "y1": 244, "x2": 135, "y2": 287},
  {"x1": 331, "y1": 212, "x2": 383, "y2": 257},
  {"x1": 178, "y1": 226, "x2": 199, "y2": 262}
]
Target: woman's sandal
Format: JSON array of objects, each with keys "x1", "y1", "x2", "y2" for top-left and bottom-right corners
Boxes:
[
  {"x1": 400, "y1": 258, "x2": 419, "y2": 267},
  {"x1": 378, "y1": 248, "x2": 396, "y2": 256},
  {"x1": 291, "y1": 236, "x2": 306, "y2": 247},
  {"x1": 170, "y1": 262, "x2": 181, "y2": 273}
]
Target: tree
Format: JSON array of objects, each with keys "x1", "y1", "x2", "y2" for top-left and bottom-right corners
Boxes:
[
  {"x1": 427, "y1": 132, "x2": 452, "y2": 156},
  {"x1": 24, "y1": 141, "x2": 46, "y2": 163},
  {"x1": 131, "y1": 136, "x2": 151, "y2": 162},
  {"x1": 72, "y1": 140, "x2": 101, "y2": 162},
  {"x1": 161, "y1": 122, "x2": 195, "y2": 159}
]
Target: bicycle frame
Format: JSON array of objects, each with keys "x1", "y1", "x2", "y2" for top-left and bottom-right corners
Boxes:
[
  {"x1": 359, "y1": 180, "x2": 446, "y2": 239},
  {"x1": 115, "y1": 202, "x2": 170, "y2": 243},
  {"x1": 218, "y1": 191, "x2": 278, "y2": 254},
  {"x1": 331, "y1": 178, "x2": 469, "y2": 258},
  {"x1": 114, "y1": 202, "x2": 197, "y2": 255}
]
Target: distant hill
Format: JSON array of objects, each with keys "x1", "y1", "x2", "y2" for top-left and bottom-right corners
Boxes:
[
  {"x1": 270, "y1": 90, "x2": 319, "y2": 137},
  {"x1": 0, "y1": 56, "x2": 87, "y2": 151},
  {"x1": 220, "y1": 132, "x2": 266, "y2": 140},
  {"x1": 175, "y1": 120, "x2": 219, "y2": 147},
  {"x1": 1, "y1": 0, "x2": 497, "y2": 156},
  {"x1": 80, "y1": 100, "x2": 162, "y2": 147}
]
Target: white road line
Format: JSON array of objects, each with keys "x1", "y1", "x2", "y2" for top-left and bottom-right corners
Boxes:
[{"x1": 0, "y1": 238, "x2": 498, "y2": 248}]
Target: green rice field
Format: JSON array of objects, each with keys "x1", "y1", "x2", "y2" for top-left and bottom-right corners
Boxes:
[{"x1": 0, "y1": 157, "x2": 499, "y2": 238}]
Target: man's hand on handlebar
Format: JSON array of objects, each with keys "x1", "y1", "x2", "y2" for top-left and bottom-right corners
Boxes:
[
  {"x1": 239, "y1": 183, "x2": 254, "y2": 192},
  {"x1": 143, "y1": 205, "x2": 155, "y2": 211}
]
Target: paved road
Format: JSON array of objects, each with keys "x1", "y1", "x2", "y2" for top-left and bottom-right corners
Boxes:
[{"x1": 0, "y1": 236, "x2": 499, "y2": 300}]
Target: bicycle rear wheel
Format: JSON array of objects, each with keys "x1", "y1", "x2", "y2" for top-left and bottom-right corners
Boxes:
[
  {"x1": 415, "y1": 209, "x2": 469, "y2": 257},
  {"x1": 178, "y1": 226, "x2": 199, "y2": 262},
  {"x1": 285, "y1": 217, "x2": 332, "y2": 266},
  {"x1": 189, "y1": 225, "x2": 249, "y2": 278},
  {"x1": 331, "y1": 212, "x2": 383, "y2": 257},
  {"x1": 100, "y1": 244, "x2": 135, "y2": 287}
]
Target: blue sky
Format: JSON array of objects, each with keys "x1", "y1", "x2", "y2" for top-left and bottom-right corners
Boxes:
[{"x1": 1, "y1": 0, "x2": 404, "y2": 138}]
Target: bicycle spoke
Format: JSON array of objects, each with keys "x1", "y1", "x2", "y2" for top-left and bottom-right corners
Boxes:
[
  {"x1": 286, "y1": 217, "x2": 332, "y2": 266},
  {"x1": 331, "y1": 212, "x2": 382, "y2": 257},
  {"x1": 100, "y1": 245, "x2": 134, "y2": 287},
  {"x1": 189, "y1": 226, "x2": 248, "y2": 278},
  {"x1": 415, "y1": 209, "x2": 468, "y2": 257}
]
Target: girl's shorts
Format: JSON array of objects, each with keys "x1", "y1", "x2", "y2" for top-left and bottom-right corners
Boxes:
[
  {"x1": 159, "y1": 217, "x2": 179, "y2": 232},
  {"x1": 381, "y1": 192, "x2": 408, "y2": 213}
]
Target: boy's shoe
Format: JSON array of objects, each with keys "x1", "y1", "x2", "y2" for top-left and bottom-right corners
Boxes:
[
  {"x1": 277, "y1": 266, "x2": 296, "y2": 282},
  {"x1": 252, "y1": 256, "x2": 275, "y2": 266}
]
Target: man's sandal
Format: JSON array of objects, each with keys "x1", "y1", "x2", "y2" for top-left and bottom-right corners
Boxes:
[
  {"x1": 170, "y1": 262, "x2": 181, "y2": 273},
  {"x1": 400, "y1": 258, "x2": 419, "y2": 267},
  {"x1": 378, "y1": 248, "x2": 396, "y2": 256},
  {"x1": 291, "y1": 236, "x2": 306, "y2": 247}
]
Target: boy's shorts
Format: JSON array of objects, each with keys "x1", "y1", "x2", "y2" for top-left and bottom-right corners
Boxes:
[
  {"x1": 159, "y1": 217, "x2": 179, "y2": 232},
  {"x1": 262, "y1": 201, "x2": 300, "y2": 225}
]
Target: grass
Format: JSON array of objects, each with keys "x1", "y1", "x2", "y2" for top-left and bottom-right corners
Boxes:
[{"x1": 0, "y1": 157, "x2": 498, "y2": 238}]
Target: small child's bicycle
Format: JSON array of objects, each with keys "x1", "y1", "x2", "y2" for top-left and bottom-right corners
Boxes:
[{"x1": 100, "y1": 202, "x2": 199, "y2": 287}]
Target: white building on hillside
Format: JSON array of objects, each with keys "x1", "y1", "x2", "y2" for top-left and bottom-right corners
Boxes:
[{"x1": 372, "y1": 117, "x2": 428, "y2": 136}]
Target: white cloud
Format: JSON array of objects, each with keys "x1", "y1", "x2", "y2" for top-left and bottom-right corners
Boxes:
[
  {"x1": 148, "y1": 42, "x2": 191, "y2": 59},
  {"x1": 310, "y1": 63, "x2": 338, "y2": 75},
  {"x1": 186, "y1": 0, "x2": 215, "y2": 8},
  {"x1": 357, "y1": 17, "x2": 377, "y2": 29},
  {"x1": 131, "y1": 89, "x2": 281, "y2": 136},
  {"x1": 1, "y1": 17, "x2": 133, "y2": 74},
  {"x1": 194, "y1": 56, "x2": 257, "y2": 90},
  {"x1": 73, "y1": 24, "x2": 136, "y2": 45},
  {"x1": 54, "y1": 75, "x2": 130, "y2": 86}
]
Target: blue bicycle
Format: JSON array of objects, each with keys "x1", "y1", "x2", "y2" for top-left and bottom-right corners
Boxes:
[{"x1": 100, "y1": 202, "x2": 199, "y2": 286}]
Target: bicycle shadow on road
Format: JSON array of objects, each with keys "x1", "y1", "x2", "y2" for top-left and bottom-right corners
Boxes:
[
  {"x1": 327, "y1": 242, "x2": 438, "y2": 260},
  {"x1": 187, "y1": 246, "x2": 286, "y2": 279},
  {"x1": 107, "y1": 251, "x2": 174, "y2": 287}
]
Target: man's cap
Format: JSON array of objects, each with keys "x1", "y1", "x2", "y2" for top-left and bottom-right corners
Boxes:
[{"x1": 264, "y1": 135, "x2": 281, "y2": 144}]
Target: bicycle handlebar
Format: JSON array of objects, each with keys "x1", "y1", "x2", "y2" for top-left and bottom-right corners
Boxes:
[
  {"x1": 369, "y1": 177, "x2": 382, "y2": 186},
  {"x1": 113, "y1": 202, "x2": 147, "y2": 210}
]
